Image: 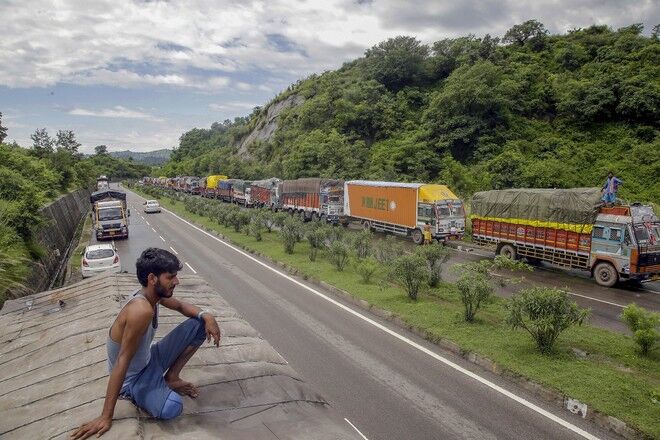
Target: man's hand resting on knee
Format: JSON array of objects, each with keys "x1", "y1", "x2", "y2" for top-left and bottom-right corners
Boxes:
[{"x1": 202, "y1": 313, "x2": 221, "y2": 347}]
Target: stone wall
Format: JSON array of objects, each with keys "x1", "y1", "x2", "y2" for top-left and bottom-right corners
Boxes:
[{"x1": 20, "y1": 189, "x2": 90, "y2": 295}]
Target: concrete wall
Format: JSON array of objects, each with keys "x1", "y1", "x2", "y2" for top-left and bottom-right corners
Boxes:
[{"x1": 20, "y1": 189, "x2": 90, "y2": 295}]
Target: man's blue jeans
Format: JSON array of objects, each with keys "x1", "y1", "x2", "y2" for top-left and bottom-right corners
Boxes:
[{"x1": 125, "y1": 318, "x2": 206, "y2": 419}]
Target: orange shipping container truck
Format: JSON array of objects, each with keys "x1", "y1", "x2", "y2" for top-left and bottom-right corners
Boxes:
[{"x1": 343, "y1": 181, "x2": 466, "y2": 244}]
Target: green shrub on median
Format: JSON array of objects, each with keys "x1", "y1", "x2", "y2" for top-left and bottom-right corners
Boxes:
[
  {"x1": 621, "y1": 304, "x2": 659, "y2": 355},
  {"x1": 507, "y1": 287, "x2": 590, "y2": 354}
]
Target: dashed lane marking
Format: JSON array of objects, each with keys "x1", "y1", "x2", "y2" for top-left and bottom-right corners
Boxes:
[{"x1": 185, "y1": 262, "x2": 197, "y2": 274}]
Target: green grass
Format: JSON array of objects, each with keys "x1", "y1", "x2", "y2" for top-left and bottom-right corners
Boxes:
[
  {"x1": 134, "y1": 187, "x2": 660, "y2": 438},
  {"x1": 68, "y1": 212, "x2": 94, "y2": 281}
]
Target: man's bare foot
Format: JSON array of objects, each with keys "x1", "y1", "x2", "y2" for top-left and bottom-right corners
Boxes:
[{"x1": 166, "y1": 378, "x2": 199, "y2": 398}]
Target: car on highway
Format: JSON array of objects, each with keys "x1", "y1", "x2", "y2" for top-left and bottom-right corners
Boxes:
[
  {"x1": 81, "y1": 243, "x2": 121, "y2": 278},
  {"x1": 143, "y1": 199, "x2": 161, "y2": 213}
]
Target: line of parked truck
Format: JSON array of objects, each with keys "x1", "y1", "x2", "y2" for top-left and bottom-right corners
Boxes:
[
  {"x1": 141, "y1": 175, "x2": 659, "y2": 287},
  {"x1": 142, "y1": 176, "x2": 467, "y2": 245}
]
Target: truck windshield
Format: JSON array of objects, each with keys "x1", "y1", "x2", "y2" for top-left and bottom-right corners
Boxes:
[
  {"x1": 634, "y1": 223, "x2": 659, "y2": 245},
  {"x1": 98, "y1": 208, "x2": 123, "y2": 221},
  {"x1": 437, "y1": 204, "x2": 465, "y2": 218}
]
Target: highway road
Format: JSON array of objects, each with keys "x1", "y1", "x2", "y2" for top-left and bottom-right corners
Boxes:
[{"x1": 101, "y1": 185, "x2": 624, "y2": 440}]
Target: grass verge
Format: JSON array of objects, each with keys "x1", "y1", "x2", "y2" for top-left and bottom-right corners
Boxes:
[
  {"x1": 67, "y1": 212, "x2": 94, "y2": 282},
  {"x1": 134, "y1": 187, "x2": 660, "y2": 438}
]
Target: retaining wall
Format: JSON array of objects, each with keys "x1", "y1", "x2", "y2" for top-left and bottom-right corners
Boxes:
[{"x1": 18, "y1": 189, "x2": 90, "y2": 296}]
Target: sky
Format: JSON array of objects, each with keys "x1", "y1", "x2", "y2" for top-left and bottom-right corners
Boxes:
[{"x1": 0, "y1": 0, "x2": 657, "y2": 154}]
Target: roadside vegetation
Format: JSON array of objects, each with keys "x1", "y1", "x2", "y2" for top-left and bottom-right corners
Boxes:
[
  {"x1": 157, "y1": 22, "x2": 658, "y2": 204},
  {"x1": 0, "y1": 115, "x2": 152, "y2": 306},
  {"x1": 133, "y1": 184, "x2": 660, "y2": 438}
]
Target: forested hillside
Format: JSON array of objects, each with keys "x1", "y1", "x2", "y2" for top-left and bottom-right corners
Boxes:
[{"x1": 161, "y1": 21, "x2": 659, "y2": 203}]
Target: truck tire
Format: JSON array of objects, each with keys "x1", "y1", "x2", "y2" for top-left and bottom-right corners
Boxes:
[
  {"x1": 311, "y1": 212, "x2": 318, "y2": 222},
  {"x1": 498, "y1": 244, "x2": 517, "y2": 260},
  {"x1": 412, "y1": 228, "x2": 424, "y2": 245},
  {"x1": 593, "y1": 262, "x2": 618, "y2": 287}
]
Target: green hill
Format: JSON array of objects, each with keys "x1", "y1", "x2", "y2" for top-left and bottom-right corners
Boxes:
[
  {"x1": 161, "y1": 21, "x2": 659, "y2": 203},
  {"x1": 110, "y1": 148, "x2": 171, "y2": 165}
]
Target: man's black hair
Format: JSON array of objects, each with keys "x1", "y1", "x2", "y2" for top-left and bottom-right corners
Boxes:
[{"x1": 136, "y1": 247, "x2": 182, "y2": 286}]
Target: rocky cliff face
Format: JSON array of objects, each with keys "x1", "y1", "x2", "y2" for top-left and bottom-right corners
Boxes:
[{"x1": 237, "y1": 94, "x2": 304, "y2": 157}]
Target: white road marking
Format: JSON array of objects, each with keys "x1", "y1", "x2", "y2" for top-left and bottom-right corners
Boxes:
[
  {"x1": 152, "y1": 202, "x2": 602, "y2": 440},
  {"x1": 567, "y1": 292, "x2": 625, "y2": 308},
  {"x1": 151, "y1": 227, "x2": 157, "y2": 233},
  {"x1": 185, "y1": 262, "x2": 197, "y2": 274},
  {"x1": 345, "y1": 418, "x2": 369, "y2": 440},
  {"x1": 145, "y1": 220, "x2": 150, "y2": 226},
  {"x1": 169, "y1": 246, "x2": 179, "y2": 255},
  {"x1": 159, "y1": 235, "x2": 165, "y2": 242}
]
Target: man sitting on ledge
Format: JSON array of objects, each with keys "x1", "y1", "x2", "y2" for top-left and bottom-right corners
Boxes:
[{"x1": 72, "y1": 248, "x2": 221, "y2": 439}]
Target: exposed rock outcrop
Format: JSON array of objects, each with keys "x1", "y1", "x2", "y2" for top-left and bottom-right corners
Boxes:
[{"x1": 238, "y1": 94, "x2": 304, "y2": 157}]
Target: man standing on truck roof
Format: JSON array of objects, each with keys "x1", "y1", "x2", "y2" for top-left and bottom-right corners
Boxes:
[
  {"x1": 71, "y1": 248, "x2": 221, "y2": 440},
  {"x1": 601, "y1": 172, "x2": 623, "y2": 207}
]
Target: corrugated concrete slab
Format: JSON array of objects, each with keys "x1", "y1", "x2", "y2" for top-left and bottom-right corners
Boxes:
[{"x1": 0, "y1": 274, "x2": 358, "y2": 439}]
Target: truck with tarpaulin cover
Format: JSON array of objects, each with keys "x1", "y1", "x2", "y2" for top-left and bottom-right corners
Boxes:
[
  {"x1": 231, "y1": 179, "x2": 253, "y2": 206},
  {"x1": 342, "y1": 181, "x2": 466, "y2": 244},
  {"x1": 470, "y1": 188, "x2": 660, "y2": 287},
  {"x1": 90, "y1": 189, "x2": 129, "y2": 240},
  {"x1": 201, "y1": 175, "x2": 228, "y2": 198},
  {"x1": 279, "y1": 178, "x2": 344, "y2": 222},
  {"x1": 250, "y1": 178, "x2": 281, "y2": 209}
]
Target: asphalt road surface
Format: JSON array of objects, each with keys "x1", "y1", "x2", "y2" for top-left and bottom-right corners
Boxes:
[{"x1": 97, "y1": 185, "x2": 625, "y2": 440}]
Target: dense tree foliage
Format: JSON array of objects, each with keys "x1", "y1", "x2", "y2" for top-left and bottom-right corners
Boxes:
[{"x1": 163, "y1": 22, "x2": 659, "y2": 203}]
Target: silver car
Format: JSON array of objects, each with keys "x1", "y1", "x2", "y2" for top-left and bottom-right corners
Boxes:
[{"x1": 143, "y1": 200, "x2": 161, "y2": 213}]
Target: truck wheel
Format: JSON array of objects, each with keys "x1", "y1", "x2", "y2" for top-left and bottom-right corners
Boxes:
[
  {"x1": 412, "y1": 228, "x2": 424, "y2": 245},
  {"x1": 311, "y1": 212, "x2": 318, "y2": 222},
  {"x1": 498, "y1": 244, "x2": 517, "y2": 260},
  {"x1": 593, "y1": 262, "x2": 618, "y2": 287}
]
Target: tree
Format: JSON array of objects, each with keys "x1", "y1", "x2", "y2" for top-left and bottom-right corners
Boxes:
[
  {"x1": 30, "y1": 128, "x2": 54, "y2": 158},
  {"x1": 356, "y1": 257, "x2": 379, "y2": 284},
  {"x1": 0, "y1": 112, "x2": 7, "y2": 144},
  {"x1": 280, "y1": 217, "x2": 304, "y2": 254},
  {"x1": 621, "y1": 304, "x2": 659, "y2": 355},
  {"x1": 55, "y1": 130, "x2": 81, "y2": 154},
  {"x1": 326, "y1": 240, "x2": 351, "y2": 271},
  {"x1": 503, "y1": 20, "x2": 548, "y2": 47},
  {"x1": 416, "y1": 244, "x2": 450, "y2": 287},
  {"x1": 390, "y1": 254, "x2": 428, "y2": 300},
  {"x1": 507, "y1": 287, "x2": 589, "y2": 353},
  {"x1": 456, "y1": 271, "x2": 493, "y2": 322},
  {"x1": 305, "y1": 224, "x2": 327, "y2": 261},
  {"x1": 95, "y1": 145, "x2": 108, "y2": 155},
  {"x1": 364, "y1": 36, "x2": 430, "y2": 91}
]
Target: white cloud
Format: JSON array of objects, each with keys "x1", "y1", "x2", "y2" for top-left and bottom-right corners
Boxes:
[
  {"x1": 2, "y1": 0, "x2": 656, "y2": 90},
  {"x1": 235, "y1": 81, "x2": 252, "y2": 91},
  {"x1": 68, "y1": 106, "x2": 164, "y2": 122},
  {"x1": 209, "y1": 102, "x2": 258, "y2": 111}
]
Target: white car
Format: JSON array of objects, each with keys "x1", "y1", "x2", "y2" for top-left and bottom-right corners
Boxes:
[
  {"x1": 144, "y1": 200, "x2": 161, "y2": 213},
  {"x1": 81, "y1": 244, "x2": 121, "y2": 278}
]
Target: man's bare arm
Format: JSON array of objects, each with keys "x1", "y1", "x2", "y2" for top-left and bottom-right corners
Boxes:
[
  {"x1": 71, "y1": 303, "x2": 152, "y2": 440},
  {"x1": 161, "y1": 297, "x2": 221, "y2": 346}
]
